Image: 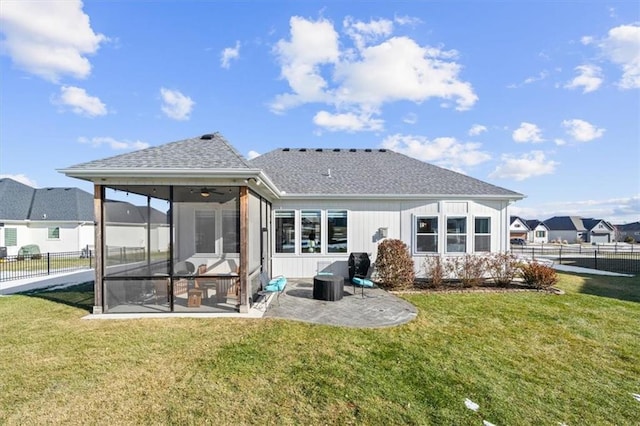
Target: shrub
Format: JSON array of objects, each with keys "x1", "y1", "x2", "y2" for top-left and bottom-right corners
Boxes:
[
  {"x1": 422, "y1": 255, "x2": 445, "y2": 287},
  {"x1": 375, "y1": 239, "x2": 415, "y2": 290},
  {"x1": 485, "y1": 253, "x2": 520, "y2": 286},
  {"x1": 446, "y1": 254, "x2": 486, "y2": 287},
  {"x1": 519, "y1": 262, "x2": 558, "y2": 289},
  {"x1": 624, "y1": 236, "x2": 636, "y2": 244}
]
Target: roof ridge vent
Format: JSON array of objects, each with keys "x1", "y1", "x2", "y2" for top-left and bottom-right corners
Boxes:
[
  {"x1": 364, "y1": 148, "x2": 372, "y2": 152},
  {"x1": 299, "y1": 148, "x2": 307, "y2": 152},
  {"x1": 379, "y1": 149, "x2": 387, "y2": 152},
  {"x1": 349, "y1": 148, "x2": 356, "y2": 152},
  {"x1": 333, "y1": 148, "x2": 340, "y2": 152},
  {"x1": 315, "y1": 148, "x2": 323, "y2": 152},
  {"x1": 283, "y1": 148, "x2": 290, "y2": 151},
  {"x1": 200, "y1": 134, "x2": 215, "y2": 140}
]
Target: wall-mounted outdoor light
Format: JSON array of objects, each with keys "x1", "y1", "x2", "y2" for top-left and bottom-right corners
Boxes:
[{"x1": 379, "y1": 227, "x2": 388, "y2": 238}]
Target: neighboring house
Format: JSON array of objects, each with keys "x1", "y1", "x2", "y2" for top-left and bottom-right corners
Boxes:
[
  {"x1": 581, "y1": 218, "x2": 616, "y2": 244},
  {"x1": 0, "y1": 178, "x2": 167, "y2": 257},
  {"x1": 60, "y1": 133, "x2": 524, "y2": 315},
  {"x1": 0, "y1": 178, "x2": 94, "y2": 256},
  {"x1": 543, "y1": 216, "x2": 615, "y2": 243},
  {"x1": 509, "y1": 216, "x2": 530, "y2": 240},
  {"x1": 526, "y1": 219, "x2": 549, "y2": 243},
  {"x1": 615, "y1": 221, "x2": 640, "y2": 243}
]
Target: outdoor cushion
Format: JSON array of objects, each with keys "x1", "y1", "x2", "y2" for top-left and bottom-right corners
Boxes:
[
  {"x1": 265, "y1": 276, "x2": 287, "y2": 292},
  {"x1": 352, "y1": 277, "x2": 373, "y2": 287}
]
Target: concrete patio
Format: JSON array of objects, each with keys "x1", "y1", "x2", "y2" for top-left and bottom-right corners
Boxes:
[{"x1": 261, "y1": 278, "x2": 418, "y2": 328}]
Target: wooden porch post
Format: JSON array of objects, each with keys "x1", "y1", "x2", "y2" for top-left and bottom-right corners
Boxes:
[
  {"x1": 239, "y1": 186, "x2": 249, "y2": 313},
  {"x1": 93, "y1": 184, "x2": 104, "y2": 314}
]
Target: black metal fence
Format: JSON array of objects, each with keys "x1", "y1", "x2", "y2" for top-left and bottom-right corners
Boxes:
[
  {"x1": 511, "y1": 245, "x2": 640, "y2": 274},
  {"x1": 0, "y1": 251, "x2": 94, "y2": 282}
]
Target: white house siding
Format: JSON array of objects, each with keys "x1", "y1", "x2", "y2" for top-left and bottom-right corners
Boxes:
[
  {"x1": 271, "y1": 198, "x2": 511, "y2": 279},
  {"x1": 548, "y1": 230, "x2": 582, "y2": 243},
  {"x1": 1, "y1": 222, "x2": 30, "y2": 256},
  {"x1": 529, "y1": 225, "x2": 549, "y2": 243}
]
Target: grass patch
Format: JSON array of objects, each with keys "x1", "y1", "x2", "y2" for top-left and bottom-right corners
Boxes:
[{"x1": 0, "y1": 273, "x2": 638, "y2": 425}]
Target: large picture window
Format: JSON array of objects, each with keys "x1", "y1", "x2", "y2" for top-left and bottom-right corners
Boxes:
[
  {"x1": 275, "y1": 210, "x2": 294, "y2": 253},
  {"x1": 447, "y1": 217, "x2": 467, "y2": 253},
  {"x1": 474, "y1": 217, "x2": 490, "y2": 252},
  {"x1": 301, "y1": 210, "x2": 321, "y2": 254},
  {"x1": 195, "y1": 210, "x2": 216, "y2": 253},
  {"x1": 328, "y1": 210, "x2": 347, "y2": 253},
  {"x1": 416, "y1": 217, "x2": 438, "y2": 253}
]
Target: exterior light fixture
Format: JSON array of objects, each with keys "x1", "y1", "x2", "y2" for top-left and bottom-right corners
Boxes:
[
  {"x1": 379, "y1": 227, "x2": 388, "y2": 238},
  {"x1": 200, "y1": 188, "x2": 210, "y2": 197}
]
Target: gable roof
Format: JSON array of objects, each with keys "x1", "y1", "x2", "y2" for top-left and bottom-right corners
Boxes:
[
  {"x1": 582, "y1": 218, "x2": 614, "y2": 232},
  {"x1": 60, "y1": 133, "x2": 258, "y2": 180},
  {"x1": 250, "y1": 148, "x2": 523, "y2": 198},
  {"x1": 0, "y1": 178, "x2": 94, "y2": 222},
  {"x1": 510, "y1": 216, "x2": 529, "y2": 227},
  {"x1": 526, "y1": 219, "x2": 548, "y2": 230},
  {"x1": 0, "y1": 178, "x2": 34, "y2": 220},
  {"x1": 544, "y1": 216, "x2": 587, "y2": 231}
]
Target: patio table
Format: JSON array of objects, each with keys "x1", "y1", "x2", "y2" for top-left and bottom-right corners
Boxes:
[{"x1": 313, "y1": 275, "x2": 344, "y2": 301}]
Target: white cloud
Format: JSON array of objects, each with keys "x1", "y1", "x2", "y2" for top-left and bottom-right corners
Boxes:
[
  {"x1": 598, "y1": 24, "x2": 640, "y2": 89},
  {"x1": 270, "y1": 16, "x2": 477, "y2": 131},
  {"x1": 271, "y1": 16, "x2": 340, "y2": 112},
  {"x1": 581, "y1": 36, "x2": 594, "y2": 45},
  {"x1": 78, "y1": 136, "x2": 149, "y2": 150},
  {"x1": 381, "y1": 133, "x2": 491, "y2": 171},
  {"x1": 0, "y1": 0, "x2": 106, "y2": 82},
  {"x1": 490, "y1": 151, "x2": 558, "y2": 181},
  {"x1": 508, "y1": 71, "x2": 548, "y2": 88},
  {"x1": 54, "y1": 86, "x2": 107, "y2": 117},
  {"x1": 554, "y1": 138, "x2": 567, "y2": 146},
  {"x1": 160, "y1": 88, "x2": 194, "y2": 121},
  {"x1": 468, "y1": 124, "x2": 487, "y2": 136},
  {"x1": 313, "y1": 110, "x2": 383, "y2": 132},
  {"x1": 403, "y1": 112, "x2": 418, "y2": 124},
  {"x1": 564, "y1": 64, "x2": 603, "y2": 93},
  {"x1": 512, "y1": 122, "x2": 544, "y2": 143},
  {"x1": 562, "y1": 118, "x2": 605, "y2": 142},
  {"x1": 247, "y1": 150, "x2": 260, "y2": 160},
  {"x1": 221, "y1": 41, "x2": 240, "y2": 69},
  {"x1": 0, "y1": 174, "x2": 37, "y2": 187}
]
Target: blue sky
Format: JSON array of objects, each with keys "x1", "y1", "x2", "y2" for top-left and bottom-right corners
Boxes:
[{"x1": 1, "y1": 1, "x2": 638, "y2": 224}]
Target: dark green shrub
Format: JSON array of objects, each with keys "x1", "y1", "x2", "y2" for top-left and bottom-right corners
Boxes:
[
  {"x1": 485, "y1": 253, "x2": 520, "y2": 286},
  {"x1": 519, "y1": 262, "x2": 558, "y2": 289},
  {"x1": 624, "y1": 236, "x2": 636, "y2": 244},
  {"x1": 375, "y1": 239, "x2": 415, "y2": 290}
]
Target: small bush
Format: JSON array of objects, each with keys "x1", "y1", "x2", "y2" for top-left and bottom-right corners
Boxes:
[
  {"x1": 624, "y1": 236, "x2": 636, "y2": 244},
  {"x1": 375, "y1": 239, "x2": 415, "y2": 290},
  {"x1": 446, "y1": 254, "x2": 486, "y2": 287},
  {"x1": 422, "y1": 255, "x2": 445, "y2": 287},
  {"x1": 519, "y1": 262, "x2": 558, "y2": 289},
  {"x1": 485, "y1": 253, "x2": 520, "y2": 286}
]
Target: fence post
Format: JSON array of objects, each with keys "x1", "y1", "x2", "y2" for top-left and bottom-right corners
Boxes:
[
  {"x1": 47, "y1": 252, "x2": 51, "y2": 275},
  {"x1": 594, "y1": 250, "x2": 598, "y2": 271},
  {"x1": 559, "y1": 245, "x2": 562, "y2": 264}
]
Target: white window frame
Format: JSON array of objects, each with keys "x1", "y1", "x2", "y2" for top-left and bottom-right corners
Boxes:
[
  {"x1": 446, "y1": 216, "x2": 467, "y2": 253},
  {"x1": 415, "y1": 216, "x2": 439, "y2": 253},
  {"x1": 474, "y1": 217, "x2": 491, "y2": 252},
  {"x1": 47, "y1": 226, "x2": 60, "y2": 240}
]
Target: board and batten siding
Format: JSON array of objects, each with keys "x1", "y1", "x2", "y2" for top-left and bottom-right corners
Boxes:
[{"x1": 270, "y1": 198, "x2": 511, "y2": 279}]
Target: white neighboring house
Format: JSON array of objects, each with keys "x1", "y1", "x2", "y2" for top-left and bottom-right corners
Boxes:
[
  {"x1": 509, "y1": 216, "x2": 530, "y2": 241},
  {"x1": 0, "y1": 178, "x2": 95, "y2": 257},
  {"x1": 0, "y1": 178, "x2": 167, "y2": 257},
  {"x1": 526, "y1": 220, "x2": 549, "y2": 243}
]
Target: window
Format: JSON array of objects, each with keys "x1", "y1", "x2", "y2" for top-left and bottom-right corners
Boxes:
[
  {"x1": 195, "y1": 210, "x2": 216, "y2": 253},
  {"x1": 4, "y1": 228, "x2": 17, "y2": 246},
  {"x1": 447, "y1": 217, "x2": 466, "y2": 253},
  {"x1": 301, "y1": 210, "x2": 321, "y2": 254},
  {"x1": 48, "y1": 227, "x2": 60, "y2": 239},
  {"x1": 474, "y1": 218, "x2": 490, "y2": 252},
  {"x1": 328, "y1": 210, "x2": 347, "y2": 253},
  {"x1": 416, "y1": 217, "x2": 438, "y2": 253},
  {"x1": 535, "y1": 230, "x2": 545, "y2": 238},
  {"x1": 275, "y1": 210, "x2": 294, "y2": 253},
  {"x1": 222, "y1": 210, "x2": 239, "y2": 253}
]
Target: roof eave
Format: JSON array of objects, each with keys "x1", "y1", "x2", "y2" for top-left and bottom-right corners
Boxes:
[{"x1": 279, "y1": 193, "x2": 525, "y2": 201}]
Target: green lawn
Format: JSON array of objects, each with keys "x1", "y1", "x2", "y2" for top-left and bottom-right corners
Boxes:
[{"x1": 0, "y1": 273, "x2": 638, "y2": 425}]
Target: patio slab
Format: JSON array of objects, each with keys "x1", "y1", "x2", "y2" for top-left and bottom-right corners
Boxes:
[{"x1": 261, "y1": 278, "x2": 418, "y2": 328}]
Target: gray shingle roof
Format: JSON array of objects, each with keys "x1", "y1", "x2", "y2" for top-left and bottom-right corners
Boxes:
[
  {"x1": 250, "y1": 148, "x2": 523, "y2": 197},
  {"x1": 0, "y1": 178, "x2": 94, "y2": 221},
  {"x1": 0, "y1": 178, "x2": 34, "y2": 220},
  {"x1": 544, "y1": 216, "x2": 587, "y2": 231},
  {"x1": 62, "y1": 133, "x2": 254, "y2": 171}
]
